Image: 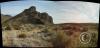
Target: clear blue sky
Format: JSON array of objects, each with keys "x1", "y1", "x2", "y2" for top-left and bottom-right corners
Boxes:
[{"x1": 1, "y1": 1, "x2": 99, "y2": 24}]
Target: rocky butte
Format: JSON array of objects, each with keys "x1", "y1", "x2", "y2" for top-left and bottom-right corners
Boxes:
[{"x1": 2, "y1": 6, "x2": 53, "y2": 30}]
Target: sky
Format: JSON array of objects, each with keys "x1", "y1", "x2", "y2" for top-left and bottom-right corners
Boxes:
[{"x1": 1, "y1": 1, "x2": 100, "y2": 24}]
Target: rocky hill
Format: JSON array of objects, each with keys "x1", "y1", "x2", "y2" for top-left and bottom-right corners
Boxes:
[{"x1": 2, "y1": 6, "x2": 53, "y2": 30}]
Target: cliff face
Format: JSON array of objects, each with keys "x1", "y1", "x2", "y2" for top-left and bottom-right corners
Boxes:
[{"x1": 2, "y1": 6, "x2": 53, "y2": 30}]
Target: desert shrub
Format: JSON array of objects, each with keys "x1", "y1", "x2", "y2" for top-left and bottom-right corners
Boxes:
[
  {"x1": 65, "y1": 30, "x2": 73, "y2": 36},
  {"x1": 13, "y1": 25, "x2": 21, "y2": 30},
  {"x1": 81, "y1": 27, "x2": 88, "y2": 32},
  {"x1": 17, "y1": 33, "x2": 27, "y2": 38},
  {"x1": 3, "y1": 23, "x2": 11, "y2": 30},
  {"x1": 52, "y1": 31, "x2": 69, "y2": 48},
  {"x1": 89, "y1": 32, "x2": 98, "y2": 47},
  {"x1": 5, "y1": 26, "x2": 11, "y2": 30}
]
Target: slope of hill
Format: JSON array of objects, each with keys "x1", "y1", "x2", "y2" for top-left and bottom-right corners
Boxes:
[
  {"x1": 1, "y1": 14, "x2": 12, "y2": 23},
  {"x1": 2, "y1": 6, "x2": 53, "y2": 30}
]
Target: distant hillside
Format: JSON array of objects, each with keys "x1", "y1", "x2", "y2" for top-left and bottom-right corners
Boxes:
[{"x1": 1, "y1": 14, "x2": 12, "y2": 23}]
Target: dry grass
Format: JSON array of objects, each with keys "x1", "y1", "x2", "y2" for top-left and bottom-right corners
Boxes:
[
  {"x1": 2, "y1": 30, "x2": 53, "y2": 47},
  {"x1": 2, "y1": 23, "x2": 98, "y2": 47}
]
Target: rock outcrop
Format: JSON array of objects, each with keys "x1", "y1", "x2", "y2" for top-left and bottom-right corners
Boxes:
[{"x1": 2, "y1": 6, "x2": 53, "y2": 30}]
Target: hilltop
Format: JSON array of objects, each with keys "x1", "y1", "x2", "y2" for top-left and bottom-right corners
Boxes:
[{"x1": 2, "y1": 6, "x2": 53, "y2": 30}]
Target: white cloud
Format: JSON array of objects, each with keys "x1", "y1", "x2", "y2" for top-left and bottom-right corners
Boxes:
[{"x1": 53, "y1": 1, "x2": 99, "y2": 24}]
